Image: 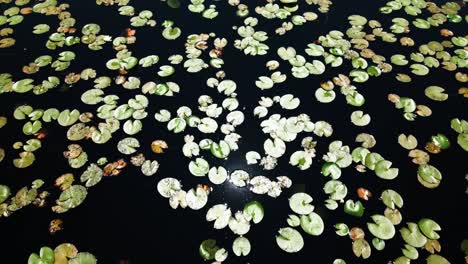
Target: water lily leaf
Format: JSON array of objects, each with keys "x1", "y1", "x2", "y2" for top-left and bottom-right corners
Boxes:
[
  {"x1": 400, "y1": 222, "x2": 427, "y2": 248},
  {"x1": 424, "y1": 86, "x2": 448, "y2": 101},
  {"x1": 54, "y1": 243, "x2": 78, "y2": 260},
  {"x1": 22, "y1": 120, "x2": 42, "y2": 135},
  {"x1": 255, "y1": 76, "x2": 274, "y2": 90},
  {"x1": 352, "y1": 239, "x2": 371, "y2": 259},
  {"x1": 106, "y1": 58, "x2": 121, "y2": 70},
  {"x1": 80, "y1": 164, "x2": 103, "y2": 187},
  {"x1": 352, "y1": 57, "x2": 368, "y2": 69},
  {"x1": 417, "y1": 164, "x2": 442, "y2": 188},
  {"x1": 351, "y1": 111, "x2": 371, "y2": 126},
  {"x1": 4, "y1": 7, "x2": 20, "y2": 16},
  {"x1": 300, "y1": 212, "x2": 324, "y2": 236},
  {"x1": 28, "y1": 247, "x2": 54, "y2": 264},
  {"x1": 398, "y1": 134, "x2": 418, "y2": 149},
  {"x1": 189, "y1": 158, "x2": 209, "y2": 176},
  {"x1": 206, "y1": 204, "x2": 231, "y2": 229},
  {"x1": 82, "y1": 23, "x2": 100, "y2": 35},
  {"x1": 198, "y1": 117, "x2": 218, "y2": 133},
  {"x1": 123, "y1": 119, "x2": 142, "y2": 135},
  {"x1": 7, "y1": 15, "x2": 24, "y2": 25},
  {"x1": 287, "y1": 215, "x2": 300, "y2": 227},
  {"x1": 426, "y1": 254, "x2": 450, "y2": 264},
  {"x1": 80, "y1": 68, "x2": 96, "y2": 80},
  {"x1": 279, "y1": 94, "x2": 300, "y2": 109},
  {"x1": 306, "y1": 60, "x2": 326, "y2": 75},
  {"x1": 167, "y1": 0, "x2": 181, "y2": 8},
  {"x1": 68, "y1": 152, "x2": 88, "y2": 169},
  {"x1": 183, "y1": 58, "x2": 205, "y2": 73},
  {"x1": 117, "y1": 137, "x2": 139, "y2": 154},
  {"x1": 81, "y1": 89, "x2": 104, "y2": 105},
  {"x1": 122, "y1": 77, "x2": 140, "y2": 89},
  {"x1": 23, "y1": 139, "x2": 41, "y2": 152},
  {"x1": 13, "y1": 151, "x2": 35, "y2": 168},
  {"x1": 162, "y1": 27, "x2": 181, "y2": 40},
  {"x1": 205, "y1": 165, "x2": 227, "y2": 184},
  {"x1": 381, "y1": 189, "x2": 403, "y2": 209},
  {"x1": 202, "y1": 8, "x2": 218, "y2": 19},
  {"x1": 243, "y1": 201, "x2": 264, "y2": 224},
  {"x1": 58, "y1": 51, "x2": 76, "y2": 62},
  {"x1": 199, "y1": 239, "x2": 219, "y2": 260},
  {"x1": 410, "y1": 63, "x2": 429, "y2": 75},
  {"x1": 323, "y1": 180, "x2": 347, "y2": 201},
  {"x1": 289, "y1": 151, "x2": 313, "y2": 170},
  {"x1": 305, "y1": 43, "x2": 324, "y2": 56},
  {"x1": 186, "y1": 186, "x2": 208, "y2": 210},
  {"x1": 210, "y1": 141, "x2": 230, "y2": 159},
  {"x1": 289, "y1": 192, "x2": 314, "y2": 215},
  {"x1": 0, "y1": 37, "x2": 16, "y2": 48},
  {"x1": 139, "y1": 55, "x2": 159, "y2": 67},
  {"x1": 58, "y1": 109, "x2": 80, "y2": 126},
  {"x1": 167, "y1": 117, "x2": 187, "y2": 133},
  {"x1": 55, "y1": 173, "x2": 74, "y2": 191},
  {"x1": 413, "y1": 18, "x2": 431, "y2": 29},
  {"x1": 418, "y1": 218, "x2": 441, "y2": 240},
  {"x1": 158, "y1": 65, "x2": 175, "y2": 76},
  {"x1": 12, "y1": 78, "x2": 34, "y2": 93},
  {"x1": 0, "y1": 116, "x2": 6, "y2": 129},
  {"x1": 372, "y1": 238, "x2": 386, "y2": 251},
  {"x1": 457, "y1": 133, "x2": 468, "y2": 151},
  {"x1": 276, "y1": 227, "x2": 304, "y2": 253},
  {"x1": 66, "y1": 123, "x2": 89, "y2": 141},
  {"x1": 33, "y1": 24, "x2": 50, "y2": 34},
  {"x1": 69, "y1": 252, "x2": 97, "y2": 264},
  {"x1": 350, "y1": 70, "x2": 369, "y2": 83},
  {"x1": 452, "y1": 36, "x2": 467, "y2": 47},
  {"x1": 34, "y1": 55, "x2": 52, "y2": 67},
  {"x1": 0, "y1": 185, "x2": 11, "y2": 204},
  {"x1": 53, "y1": 185, "x2": 87, "y2": 213},
  {"x1": 367, "y1": 215, "x2": 395, "y2": 240},
  {"x1": 232, "y1": 236, "x2": 251, "y2": 257},
  {"x1": 94, "y1": 76, "x2": 111, "y2": 88},
  {"x1": 141, "y1": 160, "x2": 159, "y2": 176},
  {"x1": 154, "y1": 109, "x2": 171, "y2": 122},
  {"x1": 13, "y1": 105, "x2": 33, "y2": 120},
  {"x1": 278, "y1": 47, "x2": 296, "y2": 60},
  {"x1": 348, "y1": 15, "x2": 367, "y2": 26},
  {"x1": 375, "y1": 160, "x2": 399, "y2": 180},
  {"x1": 157, "y1": 178, "x2": 181, "y2": 199},
  {"x1": 315, "y1": 88, "x2": 336, "y2": 103},
  {"x1": 217, "y1": 80, "x2": 237, "y2": 95}
]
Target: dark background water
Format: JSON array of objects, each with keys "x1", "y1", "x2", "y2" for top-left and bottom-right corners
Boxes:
[{"x1": 0, "y1": 0, "x2": 467, "y2": 263}]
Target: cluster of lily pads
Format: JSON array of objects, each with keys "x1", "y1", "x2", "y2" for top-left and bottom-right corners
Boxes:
[
  {"x1": 277, "y1": 192, "x2": 324, "y2": 253},
  {"x1": 198, "y1": 200, "x2": 265, "y2": 261},
  {"x1": 0, "y1": 0, "x2": 466, "y2": 263},
  {"x1": 28, "y1": 243, "x2": 96, "y2": 264}
]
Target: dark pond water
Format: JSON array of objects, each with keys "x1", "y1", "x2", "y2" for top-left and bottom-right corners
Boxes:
[{"x1": 0, "y1": 0, "x2": 467, "y2": 263}]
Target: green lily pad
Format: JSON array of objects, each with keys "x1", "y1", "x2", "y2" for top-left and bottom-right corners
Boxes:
[
  {"x1": 13, "y1": 151, "x2": 35, "y2": 168},
  {"x1": 69, "y1": 252, "x2": 97, "y2": 264},
  {"x1": 367, "y1": 215, "x2": 395, "y2": 240},
  {"x1": 300, "y1": 212, "x2": 324, "y2": 236},
  {"x1": 199, "y1": 239, "x2": 219, "y2": 260},
  {"x1": 400, "y1": 222, "x2": 427, "y2": 248},
  {"x1": 243, "y1": 201, "x2": 264, "y2": 224},
  {"x1": 0, "y1": 185, "x2": 11, "y2": 204},
  {"x1": 80, "y1": 163, "x2": 103, "y2": 188},
  {"x1": 276, "y1": 227, "x2": 304, "y2": 253},
  {"x1": 418, "y1": 218, "x2": 441, "y2": 240},
  {"x1": 232, "y1": 236, "x2": 251, "y2": 257}
]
